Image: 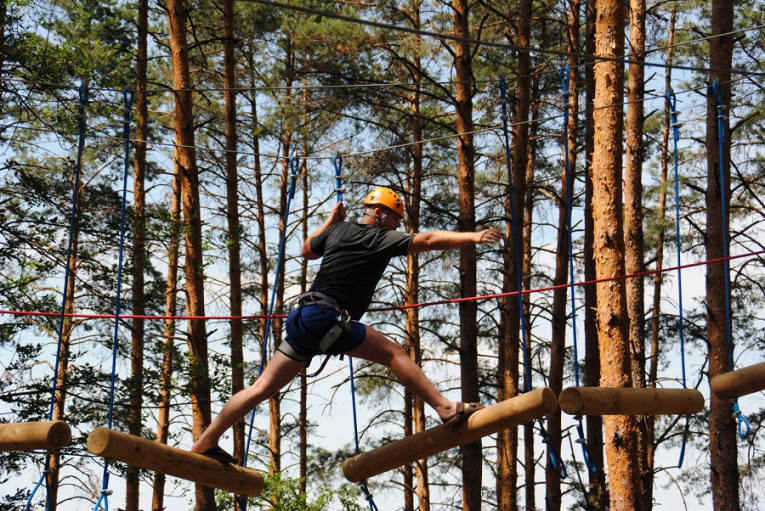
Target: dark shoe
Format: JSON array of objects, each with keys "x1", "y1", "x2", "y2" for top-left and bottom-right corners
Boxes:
[
  {"x1": 201, "y1": 445, "x2": 239, "y2": 465},
  {"x1": 442, "y1": 402, "x2": 484, "y2": 427}
]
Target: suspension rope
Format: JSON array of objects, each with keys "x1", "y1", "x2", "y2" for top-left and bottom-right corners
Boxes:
[
  {"x1": 711, "y1": 82, "x2": 750, "y2": 439},
  {"x1": 333, "y1": 154, "x2": 379, "y2": 511},
  {"x1": 91, "y1": 86, "x2": 134, "y2": 511},
  {"x1": 25, "y1": 82, "x2": 89, "y2": 511},
  {"x1": 667, "y1": 90, "x2": 692, "y2": 467},
  {"x1": 243, "y1": 155, "x2": 301, "y2": 466},
  {"x1": 560, "y1": 66, "x2": 594, "y2": 476},
  {"x1": 498, "y1": 76, "x2": 565, "y2": 479}
]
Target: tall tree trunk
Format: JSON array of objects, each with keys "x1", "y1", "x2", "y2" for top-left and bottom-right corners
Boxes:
[
  {"x1": 126, "y1": 0, "x2": 149, "y2": 506},
  {"x1": 706, "y1": 2, "x2": 739, "y2": 510},
  {"x1": 584, "y1": 0, "x2": 607, "y2": 507},
  {"x1": 592, "y1": 1, "x2": 642, "y2": 509},
  {"x1": 451, "y1": 1, "x2": 480, "y2": 508},
  {"x1": 167, "y1": 0, "x2": 214, "y2": 507},
  {"x1": 151, "y1": 165, "x2": 182, "y2": 511},
  {"x1": 625, "y1": 1, "x2": 647, "y2": 507},
  {"x1": 647, "y1": 9, "x2": 676, "y2": 510},
  {"x1": 222, "y1": 0, "x2": 246, "y2": 487}
]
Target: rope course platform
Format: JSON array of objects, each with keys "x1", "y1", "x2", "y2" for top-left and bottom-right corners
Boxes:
[
  {"x1": 0, "y1": 421, "x2": 71, "y2": 451},
  {"x1": 558, "y1": 387, "x2": 704, "y2": 416},
  {"x1": 711, "y1": 361, "x2": 765, "y2": 400},
  {"x1": 342, "y1": 387, "x2": 557, "y2": 483},
  {"x1": 86, "y1": 427, "x2": 264, "y2": 496}
]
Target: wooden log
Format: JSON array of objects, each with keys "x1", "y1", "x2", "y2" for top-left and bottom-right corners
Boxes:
[
  {"x1": 711, "y1": 361, "x2": 765, "y2": 400},
  {"x1": 559, "y1": 387, "x2": 704, "y2": 416},
  {"x1": 0, "y1": 421, "x2": 72, "y2": 451},
  {"x1": 87, "y1": 427, "x2": 263, "y2": 496},
  {"x1": 343, "y1": 387, "x2": 557, "y2": 483}
]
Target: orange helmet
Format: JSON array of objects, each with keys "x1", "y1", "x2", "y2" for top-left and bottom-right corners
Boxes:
[{"x1": 363, "y1": 186, "x2": 404, "y2": 217}]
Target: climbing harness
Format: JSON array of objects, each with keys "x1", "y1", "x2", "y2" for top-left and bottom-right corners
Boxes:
[{"x1": 280, "y1": 291, "x2": 353, "y2": 364}]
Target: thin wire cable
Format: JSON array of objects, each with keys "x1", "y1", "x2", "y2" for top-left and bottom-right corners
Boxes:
[{"x1": 240, "y1": 0, "x2": 765, "y2": 78}]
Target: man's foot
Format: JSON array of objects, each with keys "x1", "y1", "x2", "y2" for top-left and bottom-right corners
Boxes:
[
  {"x1": 441, "y1": 402, "x2": 483, "y2": 427},
  {"x1": 198, "y1": 445, "x2": 240, "y2": 465}
]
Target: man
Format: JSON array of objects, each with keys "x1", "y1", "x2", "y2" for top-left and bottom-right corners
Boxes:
[{"x1": 192, "y1": 186, "x2": 502, "y2": 463}]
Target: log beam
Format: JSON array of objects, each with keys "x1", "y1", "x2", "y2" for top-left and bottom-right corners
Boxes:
[
  {"x1": 343, "y1": 387, "x2": 557, "y2": 482},
  {"x1": 559, "y1": 387, "x2": 704, "y2": 416},
  {"x1": 711, "y1": 361, "x2": 765, "y2": 400},
  {"x1": 87, "y1": 427, "x2": 263, "y2": 496},
  {"x1": 0, "y1": 421, "x2": 71, "y2": 451}
]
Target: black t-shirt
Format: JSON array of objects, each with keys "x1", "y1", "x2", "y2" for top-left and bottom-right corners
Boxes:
[{"x1": 309, "y1": 222, "x2": 414, "y2": 319}]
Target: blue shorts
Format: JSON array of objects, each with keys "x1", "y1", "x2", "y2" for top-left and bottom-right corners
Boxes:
[{"x1": 278, "y1": 304, "x2": 367, "y2": 363}]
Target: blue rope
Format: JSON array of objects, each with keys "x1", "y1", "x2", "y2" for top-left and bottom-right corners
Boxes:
[
  {"x1": 243, "y1": 155, "x2": 300, "y2": 465},
  {"x1": 27, "y1": 82, "x2": 89, "y2": 511},
  {"x1": 667, "y1": 90, "x2": 692, "y2": 466},
  {"x1": 499, "y1": 76, "x2": 565, "y2": 480},
  {"x1": 711, "y1": 82, "x2": 750, "y2": 439},
  {"x1": 333, "y1": 155, "x2": 378, "y2": 511},
  {"x1": 560, "y1": 66, "x2": 595, "y2": 475},
  {"x1": 92, "y1": 86, "x2": 134, "y2": 511}
]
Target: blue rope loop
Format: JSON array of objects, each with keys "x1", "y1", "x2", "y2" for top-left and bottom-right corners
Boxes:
[
  {"x1": 243, "y1": 153, "x2": 300, "y2": 466},
  {"x1": 574, "y1": 417, "x2": 597, "y2": 474},
  {"x1": 93, "y1": 84, "x2": 135, "y2": 511},
  {"x1": 27, "y1": 82, "x2": 90, "y2": 511},
  {"x1": 733, "y1": 402, "x2": 751, "y2": 439},
  {"x1": 332, "y1": 153, "x2": 343, "y2": 203},
  {"x1": 537, "y1": 418, "x2": 567, "y2": 480},
  {"x1": 497, "y1": 76, "x2": 532, "y2": 392},
  {"x1": 359, "y1": 481, "x2": 379, "y2": 511},
  {"x1": 667, "y1": 89, "x2": 692, "y2": 465},
  {"x1": 711, "y1": 82, "x2": 749, "y2": 441}
]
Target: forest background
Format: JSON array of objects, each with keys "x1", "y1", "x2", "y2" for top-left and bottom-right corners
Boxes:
[{"x1": 0, "y1": 0, "x2": 763, "y2": 510}]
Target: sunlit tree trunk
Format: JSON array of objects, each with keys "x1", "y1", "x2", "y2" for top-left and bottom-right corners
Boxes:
[
  {"x1": 592, "y1": 1, "x2": 642, "y2": 509},
  {"x1": 167, "y1": 0, "x2": 214, "y2": 507}
]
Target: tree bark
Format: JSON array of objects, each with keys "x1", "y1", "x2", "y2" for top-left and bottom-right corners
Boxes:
[
  {"x1": 592, "y1": 1, "x2": 642, "y2": 509},
  {"x1": 706, "y1": 1, "x2": 739, "y2": 510},
  {"x1": 167, "y1": 0, "x2": 214, "y2": 507}
]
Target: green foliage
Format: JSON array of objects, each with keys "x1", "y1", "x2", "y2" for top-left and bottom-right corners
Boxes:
[{"x1": 215, "y1": 470, "x2": 363, "y2": 511}]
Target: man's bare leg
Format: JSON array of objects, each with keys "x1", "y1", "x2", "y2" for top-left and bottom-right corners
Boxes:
[
  {"x1": 346, "y1": 326, "x2": 461, "y2": 422},
  {"x1": 191, "y1": 351, "x2": 306, "y2": 454}
]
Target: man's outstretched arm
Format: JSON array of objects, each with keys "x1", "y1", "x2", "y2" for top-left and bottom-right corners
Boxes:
[{"x1": 407, "y1": 228, "x2": 502, "y2": 255}]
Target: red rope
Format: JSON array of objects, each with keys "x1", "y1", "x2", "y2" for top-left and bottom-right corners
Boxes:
[{"x1": 2, "y1": 249, "x2": 762, "y2": 321}]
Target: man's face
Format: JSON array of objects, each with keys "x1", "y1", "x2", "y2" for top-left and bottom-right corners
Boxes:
[{"x1": 378, "y1": 207, "x2": 402, "y2": 230}]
